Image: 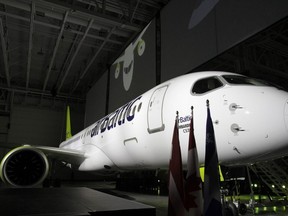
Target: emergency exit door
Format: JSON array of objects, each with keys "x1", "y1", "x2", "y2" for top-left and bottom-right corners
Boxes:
[{"x1": 147, "y1": 85, "x2": 168, "y2": 133}]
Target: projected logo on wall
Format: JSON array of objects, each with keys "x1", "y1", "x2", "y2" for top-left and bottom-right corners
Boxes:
[
  {"x1": 112, "y1": 23, "x2": 150, "y2": 91},
  {"x1": 188, "y1": 0, "x2": 219, "y2": 29}
]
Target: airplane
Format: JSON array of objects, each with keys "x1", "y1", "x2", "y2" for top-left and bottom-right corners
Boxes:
[{"x1": 1, "y1": 71, "x2": 288, "y2": 187}]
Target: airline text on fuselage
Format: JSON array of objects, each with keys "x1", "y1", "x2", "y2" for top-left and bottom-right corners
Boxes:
[{"x1": 91, "y1": 96, "x2": 142, "y2": 137}]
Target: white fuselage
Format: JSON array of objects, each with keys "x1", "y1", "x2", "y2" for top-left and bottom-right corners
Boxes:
[{"x1": 60, "y1": 71, "x2": 288, "y2": 171}]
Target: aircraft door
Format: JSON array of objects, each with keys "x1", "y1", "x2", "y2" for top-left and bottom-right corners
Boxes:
[{"x1": 147, "y1": 85, "x2": 169, "y2": 133}]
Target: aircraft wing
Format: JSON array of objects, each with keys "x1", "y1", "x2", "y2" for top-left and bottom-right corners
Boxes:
[
  {"x1": 35, "y1": 145, "x2": 115, "y2": 170},
  {"x1": 35, "y1": 146, "x2": 86, "y2": 166}
]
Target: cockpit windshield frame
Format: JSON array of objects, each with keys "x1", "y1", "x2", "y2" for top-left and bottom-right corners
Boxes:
[
  {"x1": 191, "y1": 76, "x2": 224, "y2": 95},
  {"x1": 221, "y1": 75, "x2": 269, "y2": 86},
  {"x1": 191, "y1": 74, "x2": 274, "y2": 96}
]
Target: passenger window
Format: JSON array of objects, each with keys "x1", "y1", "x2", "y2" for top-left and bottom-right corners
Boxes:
[{"x1": 192, "y1": 77, "x2": 223, "y2": 94}]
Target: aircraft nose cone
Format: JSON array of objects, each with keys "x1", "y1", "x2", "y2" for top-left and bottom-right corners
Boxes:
[{"x1": 285, "y1": 100, "x2": 288, "y2": 132}]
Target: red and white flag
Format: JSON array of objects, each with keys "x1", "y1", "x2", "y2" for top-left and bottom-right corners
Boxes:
[
  {"x1": 168, "y1": 113, "x2": 185, "y2": 216},
  {"x1": 184, "y1": 107, "x2": 203, "y2": 216}
]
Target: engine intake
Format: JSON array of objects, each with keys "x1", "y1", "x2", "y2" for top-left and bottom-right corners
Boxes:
[{"x1": 0, "y1": 146, "x2": 49, "y2": 187}]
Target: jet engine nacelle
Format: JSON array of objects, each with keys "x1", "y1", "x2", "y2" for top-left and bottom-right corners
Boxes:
[{"x1": 0, "y1": 146, "x2": 49, "y2": 187}]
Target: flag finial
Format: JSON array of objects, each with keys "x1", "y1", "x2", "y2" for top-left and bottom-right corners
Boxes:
[
  {"x1": 206, "y1": 100, "x2": 210, "y2": 107},
  {"x1": 191, "y1": 106, "x2": 194, "y2": 116},
  {"x1": 176, "y1": 111, "x2": 179, "y2": 121}
]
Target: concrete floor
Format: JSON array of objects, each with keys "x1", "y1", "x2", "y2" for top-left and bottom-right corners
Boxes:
[
  {"x1": 62, "y1": 181, "x2": 288, "y2": 216},
  {"x1": 1, "y1": 180, "x2": 288, "y2": 216},
  {"x1": 0, "y1": 187, "x2": 155, "y2": 216},
  {"x1": 63, "y1": 181, "x2": 168, "y2": 216}
]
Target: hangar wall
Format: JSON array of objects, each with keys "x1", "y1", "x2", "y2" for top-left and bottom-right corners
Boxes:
[
  {"x1": 161, "y1": 0, "x2": 288, "y2": 81},
  {"x1": 5, "y1": 105, "x2": 84, "y2": 148},
  {"x1": 85, "y1": 72, "x2": 108, "y2": 126},
  {"x1": 85, "y1": 0, "x2": 288, "y2": 124}
]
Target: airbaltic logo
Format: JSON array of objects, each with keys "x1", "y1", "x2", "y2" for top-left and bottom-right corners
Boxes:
[
  {"x1": 178, "y1": 115, "x2": 191, "y2": 133},
  {"x1": 91, "y1": 96, "x2": 142, "y2": 137}
]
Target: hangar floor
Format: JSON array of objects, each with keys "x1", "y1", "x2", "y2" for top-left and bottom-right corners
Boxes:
[
  {"x1": 0, "y1": 185, "x2": 155, "y2": 216},
  {"x1": 1, "y1": 180, "x2": 288, "y2": 215},
  {"x1": 62, "y1": 181, "x2": 288, "y2": 216}
]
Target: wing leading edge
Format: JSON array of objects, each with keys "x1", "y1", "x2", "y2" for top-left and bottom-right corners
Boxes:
[{"x1": 35, "y1": 146, "x2": 86, "y2": 166}]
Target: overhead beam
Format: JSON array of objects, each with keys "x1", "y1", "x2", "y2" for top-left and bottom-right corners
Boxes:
[
  {"x1": 43, "y1": 11, "x2": 69, "y2": 91},
  {"x1": 57, "y1": 19, "x2": 94, "y2": 93},
  {"x1": 26, "y1": 1, "x2": 35, "y2": 89},
  {"x1": 0, "y1": 19, "x2": 10, "y2": 87},
  {"x1": 130, "y1": 0, "x2": 141, "y2": 23},
  {"x1": 77, "y1": 0, "x2": 150, "y2": 23},
  {"x1": 71, "y1": 26, "x2": 116, "y2": 93},
  {"x1": 117, "y1": 1, "x2": 128, "y2": 20},
  {"x1": 102, "y1": 0, "x2": 107, "y2": 14},
  {"x1": 0, "y1": 11, "x2": 124, "y2": 45},
  {"x1": 0, "y1": 0, "x2": 140, "y2": 33},
  {"x1": 41, "y1": 0, "x2": 139, "y2": 31}
]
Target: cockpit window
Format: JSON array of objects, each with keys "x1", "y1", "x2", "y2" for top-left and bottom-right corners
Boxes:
[
  {"x1": 222, "y1": 75, "x2": 268, "y2": 86},
  {"x1": 192, "y1": 77, "x2": 223, "y2": 94}
]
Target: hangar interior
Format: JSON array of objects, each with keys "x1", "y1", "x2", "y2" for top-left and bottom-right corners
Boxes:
[{"x1": 0, "y1": 0, "x2": 288, "y2": 215}]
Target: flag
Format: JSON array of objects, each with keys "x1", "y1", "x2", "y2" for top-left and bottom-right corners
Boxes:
[
  {"x1": 184, "y1": 107, "x2": 203, "y2": 215},
  {"x1": 203, "y1": 100, "x2": 222, "y2": 216},
  {"x1": 168, "y1": 112, "x2": 185, "y2": 216}
]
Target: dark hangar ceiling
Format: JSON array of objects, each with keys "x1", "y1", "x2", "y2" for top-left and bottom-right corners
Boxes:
[{"x1": 0, "y1": 0, "x2": 169, "y2": 112}]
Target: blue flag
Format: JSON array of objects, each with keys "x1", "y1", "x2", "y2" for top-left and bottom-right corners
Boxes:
[{"x1": 203, "y1": 101, "x2": 222, "y2": 216}]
